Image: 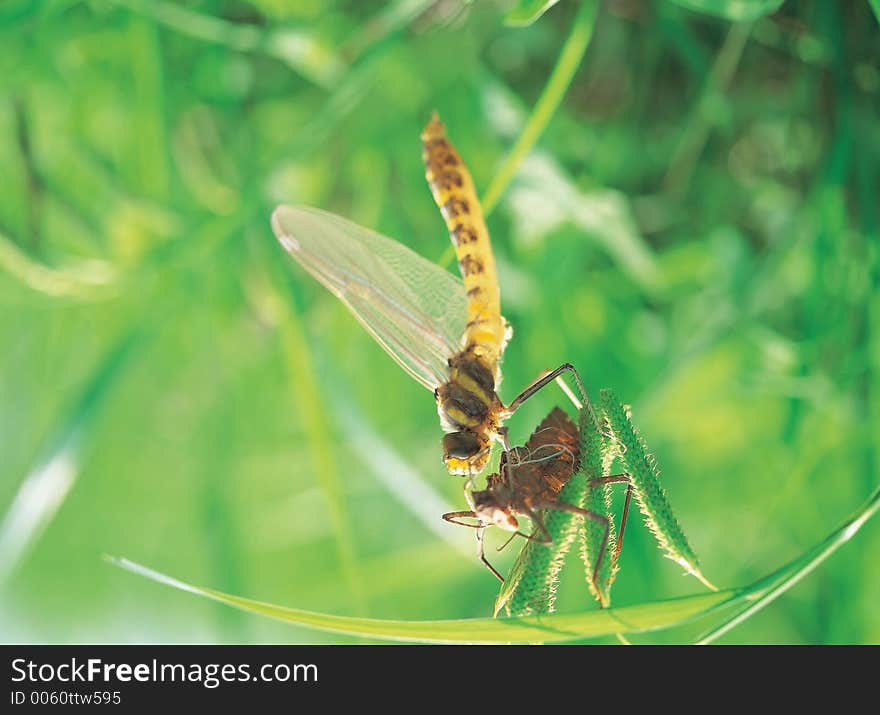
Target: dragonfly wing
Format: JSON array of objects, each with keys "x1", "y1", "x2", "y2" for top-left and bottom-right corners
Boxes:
[{"x1": 272, "y1": 205, "x2": 466, "y2": 391}]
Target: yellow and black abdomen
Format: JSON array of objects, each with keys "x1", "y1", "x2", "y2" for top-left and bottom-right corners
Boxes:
[{"x1": 421, "y1": 114, "x2": 508, "y2": 379}]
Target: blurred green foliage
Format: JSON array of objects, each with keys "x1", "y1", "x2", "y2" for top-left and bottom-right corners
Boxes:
[{"x1": 1, "y1": 0, "x2": 878, "y2": 644}]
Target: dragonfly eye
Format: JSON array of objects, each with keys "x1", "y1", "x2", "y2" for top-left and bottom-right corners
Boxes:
[{"x1": 442, "y1": 431, "x2": 482, "y2": 460}]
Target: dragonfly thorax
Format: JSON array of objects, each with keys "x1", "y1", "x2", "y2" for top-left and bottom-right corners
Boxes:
[{"x1": 436, "y1": 349, "x2": 503, "y2": 475}]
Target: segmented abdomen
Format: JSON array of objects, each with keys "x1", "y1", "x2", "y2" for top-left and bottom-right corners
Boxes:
[{"x1": 421, "y1": 114, "x2": 507, "y2": 378}]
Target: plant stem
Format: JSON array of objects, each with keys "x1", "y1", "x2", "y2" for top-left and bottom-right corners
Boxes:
[
  {"x1": 662, "y1": 21, "x2": 752, "y2": 193},
  {"x1": 481, "y1": 0, "x2": 599, "y2": 217}
]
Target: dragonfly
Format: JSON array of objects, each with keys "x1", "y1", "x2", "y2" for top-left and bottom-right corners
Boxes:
[
  {"x1": 272, "y1": 114, "x2": 586, "y2": 478},
  {"x1": 443, "y1": 406, "x2": 634, "y2": 590}
]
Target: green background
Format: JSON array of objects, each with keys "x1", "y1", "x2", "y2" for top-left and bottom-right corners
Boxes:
[{"x1": 1, "y1": 0, "x2": 878, "y2": 644}]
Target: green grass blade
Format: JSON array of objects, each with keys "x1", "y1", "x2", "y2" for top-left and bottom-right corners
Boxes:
[
  {"x1": 870, "y1": 0, "x2": 880, "y2": 24},
  {"x1": 109, "y1": 556, "x2": 734, "y2": 643},
  {"x1": 109, "y1": 0, "x2": 344, "y2": 87},
  {"x1": 666, "y1": 0, "x2": 784, "y2": 21},
  {"x1": 695, "y1": 485, "x2": 880, "y2": 644},
  {"x1": 576, "y1": 405, "x2": 618, "y2": 606},
  {"x1": 244, "y1": 252, "x2": 369, "y2": 618},
  {"x1": 0, "y1": 229, "x2": 117, "y2": 299},
  {"x1": 127, "y1": 13, "x2": 169, "y2": 201},
  {"x1": 504, "y1": 0, "x2": 562, "y2": 27},
  {"x1": 273, "y1": 286, "x2": 368, "y2": 617},
  {"x1": 481, "y1": 0, "x2": 598, "y2": 216},
  {"x1": 0, "y1": 330, "x2": 142, "y2": 581},
  {"x1": 600, "y1": 389, "x2": 716, "y2": 590}
]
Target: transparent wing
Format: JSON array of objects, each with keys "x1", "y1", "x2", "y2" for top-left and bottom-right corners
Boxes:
[{"x1": 272, "y1": 205, "x2": 466, "y2": 391}]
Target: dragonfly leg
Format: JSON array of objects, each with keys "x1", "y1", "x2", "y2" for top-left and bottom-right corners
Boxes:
[
  {"x1": 443, "y1": 511, "x2": 505, "y2": 581},
  {"x1": 442, "y1": 510, "x2": 480, "y2": 528},
  {"x1": 586, "y1": 473, "x2": 634, "y2": 563},
  {"x1": 444, "y1": 511, "x2": 505, "y2": 581},
  {"x1": 505, "y1": 363, "x2": 599, "y2": 428},
  {"x1": 463, "y1": 465, "x2": 477, "y2": 505},
  {"x1": 476, "y1": 527, "x2": 504, "y2": 582},
  {"x1": 618, "y1": 482, "x2": 633, "y2": 560},
  {"x1": 496, "y1": 530, "x2": 520, "y2": 553},
  {"x1": 516, "y1": 507, "x2": 552, "y2": 545}
]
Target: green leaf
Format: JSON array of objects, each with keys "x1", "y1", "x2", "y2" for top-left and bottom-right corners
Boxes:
[
  {"x1": 870, "y1": 0, "x2": 880, "y2": 24},
  {"x1": 109, "y1": 556, "x2": 734, "y2": 643},
  {"x1": 600, "y1": 389, "x2": 716, "y2": 590},
  {"x1": 504, "y1": 0, "x2": 562, "y2": 27},
  {"x1": 577, "y1": 407, "x2": 620, "y2": 605},
  {"x1": 666, "y1": 0, "x2": 784, "y2": 22}
]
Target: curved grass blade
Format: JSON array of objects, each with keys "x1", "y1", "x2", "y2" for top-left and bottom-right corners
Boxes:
[
  {"x1": 0, "y1": 229, "x2": 117, "y2": 300},
  {"x1": 109, "y1": 556, "x2": 733, "y2": 643},
  {"x1": 667, "y1": 0, "x2": 784, "y2": 21},
  {"x1": 600, "y1": 389, "x2": 716, "y2": 590},
  {"x1": 695, "y1": 485, "x2": 880, "y2": 644}
]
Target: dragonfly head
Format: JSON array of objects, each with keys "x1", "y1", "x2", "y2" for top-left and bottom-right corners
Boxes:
[
  {"x1": 442, "y1": 431, "x2": 490, "y2": 475},
  {"x1": 472, "y1": 489, "x2": 518, "y2": 532}
]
